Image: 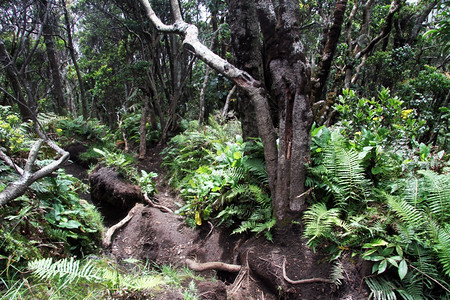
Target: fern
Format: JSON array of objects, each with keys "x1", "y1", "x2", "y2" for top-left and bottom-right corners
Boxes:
[
  {"x1": 28, "y1": 257, "x2": 101, "y2": 288},
  {"x1": 365, "y1": 277, "x2": 397, "y2": 300},
  {"x1": 436, "y1": 224, "x2": 450, "y2": 277},
  {"x1": 321, "y1": 133, "x2": 370, "y2": 207},
  {"x1": 386, "y1": 193, "x2": 426, "y2": 229},
  {"x1": 330, "y1": 260, "x2": 345, "y2": 285},
  {"x1": 418, "y1": 170, "x2": 450, "y2": 223},
  {"x1": 303, "y1": 203, "x2": 343, "y2": 249}
]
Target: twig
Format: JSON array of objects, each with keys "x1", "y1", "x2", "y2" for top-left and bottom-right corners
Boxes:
[
  {"x1": 409, "y1": 264, "x2": 450, "y2": 294},
  {"x1": 282, "y1": 257, "x2": 333, "y2": 284},
  {"x1": 102, "y1": 203, "x2": 143, "y2": 248}
]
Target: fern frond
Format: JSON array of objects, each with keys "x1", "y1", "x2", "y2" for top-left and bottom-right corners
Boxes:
[
  {"x1": 243, "y1": 158, "x2": 268, "y2": 184},
  {"x1": 365, "y1": 276, "x2": 397, "y2": 300},
  {"x1": 303, "y1": 203, "x2": 342, "y2": 249},
  {"x1": 330, "y1": 260, "x2": 345, "y2": 285},
  {"x1": 28, "y1": 258, "x2": 100, "y2": 287},
  {"x1": 418, "y1": 170, "x2": 450, "y2": 223},
  {"x1": 436, "y1": 224, "x2": 450, "y2": 277},
  {"x1": 323, "y1": 136, "x2": 370, "y2": 206},
  {"x1": 385, "y1": 193, "x2": 425, "y2": 228}
]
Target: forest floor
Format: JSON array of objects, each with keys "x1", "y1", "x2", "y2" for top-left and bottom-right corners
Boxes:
[{"x1": 64, "y1": 144, "x2": 370, "y2": 300}]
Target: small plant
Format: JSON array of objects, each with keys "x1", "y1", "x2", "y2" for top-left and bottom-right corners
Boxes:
[{"x1": 163, "y1": 116, "x2": 274, "y2": 238}]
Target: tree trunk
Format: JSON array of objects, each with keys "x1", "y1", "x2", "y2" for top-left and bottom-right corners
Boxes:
[
  {"x1": 227, "y1": 0, "x2": 262, "y2": 141},
  {"x1": 139, "y1": 99, "x2": 149, "y2": 159},
  {"x1": 311, "y1": 1, "x2": 347, "y2": 104},
  {"x1": 40, "y1": 0, "x2": 67, "y2": 116},
  {"x1": 257, "y1": 0, "x2": 313, "y2": 220},
  {"x1": 62, "y1": 0, "x2": 87, "y2": 119}
]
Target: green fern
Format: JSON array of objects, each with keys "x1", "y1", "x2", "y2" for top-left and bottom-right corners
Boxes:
[
  {"x1": 386, "y1": 193, "x2": 426, "y2": 229},
  {"x1": 436, "y1": 224, "x2": 450, "y2": 277},
  {"x1": 321, "y1": 133, "x2": 370, "y2": 207},
  {"x1": 330, "y1": 260, "x2": 345, "y2": 285},
  {"x1": 303, "y1": 203, "x2": 343, "y2": 249},
  {"x1": 365, "y1": 277, "x2": 397, "y2": 300},
  {"x1": 28, "y1": 257, "x2": 101, "y2": 288},
  {"x1": 418, "y1": 170, "x2": 450, "y2": 223}
]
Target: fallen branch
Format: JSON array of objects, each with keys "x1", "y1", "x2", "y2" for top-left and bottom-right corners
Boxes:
[
  {"x1": 143, "y1": 194, "x2": 173, "y2": 213},
  {"x1": 185, "y1": 259, "x2": 241, "y2": 273},
  {"x1": 102, "y1": 203, "x2": 143, "y2": 248},
  {"x1": 282, "y1": 257, "x2": 333, "y2": 284},
  {"x1": 0, "y1": 139, "x2": 69, "y2": 205}
]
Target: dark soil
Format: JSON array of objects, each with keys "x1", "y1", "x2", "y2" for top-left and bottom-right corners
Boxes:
[{"x1": 64, "y1": 145, "x2": 370, "y2": 299}]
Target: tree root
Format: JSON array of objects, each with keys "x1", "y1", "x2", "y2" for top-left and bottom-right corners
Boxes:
[
  {"x1": 185, "y1": 259, "x2": 241, "y2": 273},
  {"x1": 282, "y1": 257, "x2": 334, "y2": 284},
  {"x1": 103, "y1": 203, "x2": 144, "y2": 248},
  {"x1": 143, "y1": 194, "x2": 173, "y2": 213}
]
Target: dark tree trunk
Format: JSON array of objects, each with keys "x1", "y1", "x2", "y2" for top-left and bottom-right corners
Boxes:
[
  {"x1": 311, "y1": 1, "x2": 347, "y2": 104},
  {"x1": 257, "y1": 0, "x2": 313, "y2": 221},
  {"x1": 62, "y1": 0, "x2": 87, "y2": 119},
  {"x1": 40, "y1": 0, "x2": 67, "y2": 116},
  {"x1": 227, "y1": 0, "x2": 262, "y2": 141}
]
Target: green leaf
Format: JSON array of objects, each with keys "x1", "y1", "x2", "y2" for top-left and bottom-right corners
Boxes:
[
  {"x1": 398, "y1": 260, "x2": 408, "y2": 280},
  {"x1": 59, "y1": 220, "x2": 82, "y2": 229},
  {"x1": 233, "y1": 151, "x2": 242, "y2": 160},
  {"x1": 378, "y1": 259, "x2": 388, "y2": 274}
]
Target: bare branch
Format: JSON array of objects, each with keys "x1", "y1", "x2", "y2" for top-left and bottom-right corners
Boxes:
[
  {"x1": 0, "y1": 149, "x2": 23, "y2": 175},
  {"x1": 0, "y1": 137, "x2": 69, "y2": 206}
]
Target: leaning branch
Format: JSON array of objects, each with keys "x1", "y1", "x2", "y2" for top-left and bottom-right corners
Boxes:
[
  {"x1": 139, "y1": 0, "x2": 278, "y2": 197},
  {"x1": 0, "y1": 138, "x2": 69, "y2": 206}
]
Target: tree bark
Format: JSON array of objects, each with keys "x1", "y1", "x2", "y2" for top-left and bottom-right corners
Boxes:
[
  {"x1": 139, "y1": 98, "x2": 149, "y2": 159},
  {"x1": 227, "y1": 0, "x2": 262, "y2": 140},
  {"x1": 311, "y1": 1, "x2": 347, "y2": 104},
  {"x1": 39, "y1": 0, "x2": 67, "y2": 116},
  {"x1": 62, "y1": 0, "x2": 87, "y2": 119},
  {"x1": 257, "y1": 0, "x2": 313, "y2": 219}
]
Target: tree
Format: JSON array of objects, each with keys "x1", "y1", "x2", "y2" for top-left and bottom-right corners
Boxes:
[{"x1": 139, "y1": 0, "x2": 312, "y2": 223}]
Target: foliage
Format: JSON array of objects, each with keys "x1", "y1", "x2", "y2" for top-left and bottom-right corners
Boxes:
[
  {"x1": 0, "y1": 106, "x2": 29, "y2": 153},
  {"x1": 163, "y1": 116, "x2": 274, "y2": 239},
  {"x1": 93, "y1": 148, "x2": 159, "y2": 196},
  {"x1": 305, "y1": 89, "x2": 450, "y2": 299},
  {"x1": 2, "y1": 256, "x2": 204, "y2": 299}
]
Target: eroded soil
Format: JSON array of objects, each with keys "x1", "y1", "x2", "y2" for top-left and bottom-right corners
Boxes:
[{"x1": 65, "y1": 144, "x2": 370, "y2": 299}]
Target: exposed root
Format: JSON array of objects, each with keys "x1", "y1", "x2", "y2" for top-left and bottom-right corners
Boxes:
[
  {"x1": 185, "y1": 259, "x2": 241, "y2": 273},
  {"x1": 282, "y1": 257, "x2": 334, "y2": 284},
  {"x1": 230, "y1": 251, "x2": 250, "y2": 295},
  {"x1": 143, "y1": 194, "x2": 173, "y2": 213},
  {"x1": 103, "y1": 203, "x2": 143, "y2": 248}
]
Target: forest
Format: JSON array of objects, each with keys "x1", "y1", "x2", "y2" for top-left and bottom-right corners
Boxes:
[{"x1": 0, "y1": 0, "x2": 449, "y2": 299}]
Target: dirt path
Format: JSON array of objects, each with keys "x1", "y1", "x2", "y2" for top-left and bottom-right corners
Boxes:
[{"x1": 65, "y1": 145, "x2": 370, "y2": 299}]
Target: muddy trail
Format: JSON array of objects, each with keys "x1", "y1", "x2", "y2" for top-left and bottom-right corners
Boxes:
[{"x1": 64, "y1": 144, "x2": 370, "y2": 300}]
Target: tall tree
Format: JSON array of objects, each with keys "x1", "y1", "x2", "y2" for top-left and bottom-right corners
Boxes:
[
  {"x1": 39, "y1": 0, "x2": 67, "y2": 116},
  {"x1": 139, "y1": 0, "x2": 312, "y2": 223}
]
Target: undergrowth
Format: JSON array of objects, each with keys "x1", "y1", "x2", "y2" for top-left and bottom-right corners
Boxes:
[
  {"x1": 162, "y1": 116, "x2": 275, "y2": 240},
  {"x1": 304, "y1": 88, "x2": 450, "y2": 299}
]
